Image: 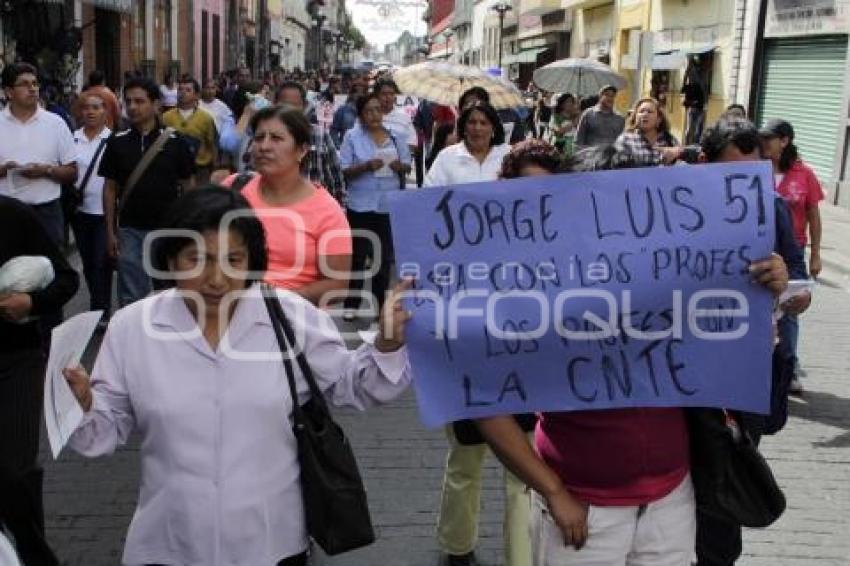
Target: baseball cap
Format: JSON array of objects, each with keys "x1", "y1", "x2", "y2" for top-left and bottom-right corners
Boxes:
[
  {"x1": 758, "y1": 118, "x2": 794, "y2": 140},
  {"x1": 599, "y1": 84, "x2": 618, "y2": 95}
]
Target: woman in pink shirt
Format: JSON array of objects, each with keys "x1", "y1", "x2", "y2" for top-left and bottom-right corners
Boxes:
[
  {"x1": 760, "y1": 118, "x2": 821, "y2": 394},
  {"x1": 226, "y1": 106, "x2": 352, "y2": 305}
]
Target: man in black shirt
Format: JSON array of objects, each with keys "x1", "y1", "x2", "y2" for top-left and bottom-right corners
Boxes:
[
  {"x1": 99, "y1": 77, "x2": 195, "y2": 307},
  {"x1": 0, "y1": 195, "x2": 78, "y2": 566}
]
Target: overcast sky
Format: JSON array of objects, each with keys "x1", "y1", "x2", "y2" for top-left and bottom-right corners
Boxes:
[{"x1": 349, "y1": 1, "x2": 427, "y2": 50}]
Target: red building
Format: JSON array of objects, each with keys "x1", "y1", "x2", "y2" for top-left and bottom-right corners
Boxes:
[{"x1": 427, "y1": 0, "x2": 455, "y2": 58}]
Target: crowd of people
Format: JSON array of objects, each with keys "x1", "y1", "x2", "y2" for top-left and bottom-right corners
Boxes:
[{"x1": 0, "y1": 57, "x2": 825, "y2": 566}]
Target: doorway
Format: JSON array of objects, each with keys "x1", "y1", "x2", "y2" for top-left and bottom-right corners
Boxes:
[{"x1": 95, "y1": 8, "x2": 121, "y2": 89}]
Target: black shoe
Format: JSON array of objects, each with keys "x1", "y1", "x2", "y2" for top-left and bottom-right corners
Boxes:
[{"x1": 445, "y1": 551, "x2": 477, "y2": 566}]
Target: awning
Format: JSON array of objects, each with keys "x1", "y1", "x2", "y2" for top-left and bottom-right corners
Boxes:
[
  {"x1": 651, "y1": 45, "x2": 716, "y2": 70},
  {"x1": 651, "y1": 50, "x2": 687, "y2": 70},
  {"x1": 504, "y1": 47, "x2": 548, "y2": 65}
]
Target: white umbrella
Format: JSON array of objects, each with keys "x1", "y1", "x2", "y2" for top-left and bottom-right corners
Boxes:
[
  {"x1": 393, "y1": 61, "x2": 525, "y2": 110},
  {"x1": 533, "y1": 58, "x2": 627, "y2": 96}
]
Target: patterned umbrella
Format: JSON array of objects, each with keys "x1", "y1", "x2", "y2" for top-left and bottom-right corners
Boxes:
[
  {"x1": 532, "y1": 58, "x2": 627, "y2": 96},
  {"x1": 392, "y1": 61, "x2": 525, "y2": 110}
]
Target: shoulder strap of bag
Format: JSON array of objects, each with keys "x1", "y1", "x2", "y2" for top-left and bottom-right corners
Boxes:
[
  {"x1": 230, "y1": 172, "x2": 256, "y2": 193},
  {"x1": 261, "y1": 286, "x2": 331, "y2": 418},
  {"x1": 119, "y1": 127, "x2": 175, "y2": 216},
  {"x1": 387, "y1": 132, "x2": 406, "y2": 191},
  {"x1": 77, "y1": 138, "x2": 109, "y2": 199}
]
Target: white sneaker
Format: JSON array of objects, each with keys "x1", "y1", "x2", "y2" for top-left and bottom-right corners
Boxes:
[{"x1": 789, "y1": 377, "x2": 804, "y2": 396}]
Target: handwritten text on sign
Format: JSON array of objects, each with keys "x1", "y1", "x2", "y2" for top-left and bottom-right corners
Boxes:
[{"x1": 387, "y1": 163, "x2": 777, "y2": 427}]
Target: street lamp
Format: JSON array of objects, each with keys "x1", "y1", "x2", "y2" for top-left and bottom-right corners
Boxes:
[
  {"x1": 313, "y1": 10, "x2": 327, "y2": 71},
  {"x1": 491, "y1": 1, "x2": 513, "y2": 71},
  {"x1": 443, "y1": 29, "x2": 454, "y2": 61}
]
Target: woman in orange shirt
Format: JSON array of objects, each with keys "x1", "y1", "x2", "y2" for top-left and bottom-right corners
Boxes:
[{"x1": 225, "y1": 106, "x2": 352, "y2": 306}]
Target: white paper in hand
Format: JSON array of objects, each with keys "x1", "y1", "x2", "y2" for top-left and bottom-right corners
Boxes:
[{"x1": 44, "y1": 310, "x2": 103, "y2": 459}]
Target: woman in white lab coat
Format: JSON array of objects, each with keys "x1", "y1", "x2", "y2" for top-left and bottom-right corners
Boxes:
[{"x1": 63, "y1": 187, "x2": 413, "y2": 566}]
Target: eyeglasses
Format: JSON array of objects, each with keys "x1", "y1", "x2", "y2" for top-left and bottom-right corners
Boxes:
[{"x1": 12, "y1": 81, "x2": 40, "y2": 89}]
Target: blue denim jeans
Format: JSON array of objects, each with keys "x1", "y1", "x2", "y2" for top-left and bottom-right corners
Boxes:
[
  {"x1": 777, "y1": 313, "x2": 800, "y2": 375},
  {"x1": 117, "y1": 227, "x2": 152, "y2": 307}
]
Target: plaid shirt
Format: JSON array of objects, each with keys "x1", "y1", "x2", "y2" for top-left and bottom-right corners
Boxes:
[
  {"x1": 614, "y1": 130, "x2": 679, "y2": 166},
  {"x1": 305, "y1": 125, "x2": 347, "y2": 205}
]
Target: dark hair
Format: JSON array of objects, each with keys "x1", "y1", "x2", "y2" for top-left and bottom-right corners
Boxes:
[
  {"x1": 276, "y1": 80, "x2": 307, "y2": 104},
  {"x1": 153, "y1": 186, "x2": 267, "y2": 285},
  {"x1": 426, "y1": 122, "x2": 456, "y2": 170},
  {"x1": 355, "y1": 92, "x2": 381, "y2": 119},
  {"x1": 1, "y1": 62, "x2": 38, "y2": 88},
  {"x1": 87, "y1": 70, "x2": 105, "y2": 87},
  {"x1": 725, "y1": 103, "x2": 746, "y2": 116},
  {"x1": 123, "y1": 77, "x2": 161, "y2": 102},
  {"x1": 579, "y1": 95, "x2": 599, "y2": 112},
  {"x1": 500, "y1": 139, "x2": 564, "y2": 179},
  {"x1": 554, "y1": 93, "x2": 576, "y2": 114},
  {"x1": 373, "y1": 78, "x2": 400, "y2": 95},
  {"x1": 458, "y1": 86, "x2": 490, "y2": 110},
  {"x1": 777, "y1": 140, "x2": 799, "y2": 173},
  {"x1": 249, "y1": 105, "x2": 312, "y2": 147},
  {"x1": 457, "y1": 102, "x2": 505, "y2": 147},
  {"x1": 179, "y1": 76, "x2": 201, "y2": 93},
  {"x1": 570, "y1": 144, "x2": 638, "y2": 172},
  {"x1": 700, "y1": 117, "x2": 761, "y2": 163}
]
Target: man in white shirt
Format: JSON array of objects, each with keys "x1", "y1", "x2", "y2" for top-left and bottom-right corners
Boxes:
[
  {"x1": 199, "y1": 78, "x2": 234, "y2": 140},
  {"x1": 0, "y1": 62, "x2": 78, "y2": 246}
]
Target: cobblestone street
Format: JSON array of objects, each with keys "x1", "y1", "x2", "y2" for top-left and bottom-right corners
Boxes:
[{"x1": 41, "y1": 254, "x2": 850, "y2": 566}]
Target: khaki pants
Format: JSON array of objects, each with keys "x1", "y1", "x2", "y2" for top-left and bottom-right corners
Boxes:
[{"x1": 437, "y1": 425, "x2": 532, "y2": 565}]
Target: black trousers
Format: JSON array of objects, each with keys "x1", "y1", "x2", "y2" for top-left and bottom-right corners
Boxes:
[
  {"x1": 0, "y1": 350, "x2": 58, "y2": 565},
  {"x1": 344, "y1": 210, "x2": 393, "y2": 314},
  {"x1": 70, "y1": 212, "x2": 113, "y2": 314},
  {"x1": 695, "y1": 413, "x2": 764, "y2": 566}
]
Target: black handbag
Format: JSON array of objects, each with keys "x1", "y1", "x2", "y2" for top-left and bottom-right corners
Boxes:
[
  {"x1": 687, "y1": 408, "x2": 786, "y2": 528},
  {"x1": 262, "y1": 289, "x2": 376, "y2": 555}
]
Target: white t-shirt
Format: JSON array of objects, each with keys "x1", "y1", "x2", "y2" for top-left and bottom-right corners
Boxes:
[
  {"x1": 72, "y1": 126, "x2": 112, "y2": 215},
  {"x1": 424, "y1": 142, "x2": 511, "y2": 188},
  {"x1": 383, "y1": 107, "x2": 418, "y2": 148},
  {"x1": 0, "y1": 107, "x2": 77, "y2": 204}
]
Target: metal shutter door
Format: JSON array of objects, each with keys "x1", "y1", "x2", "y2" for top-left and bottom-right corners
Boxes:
[{"x1": 757, "y1": 36, "x2": 848, "y2": 184}]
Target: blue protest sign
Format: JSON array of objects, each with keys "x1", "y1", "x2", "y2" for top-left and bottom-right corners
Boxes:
[{"x1": 387, "y1": 162, "x2": 777, "y2": 428}]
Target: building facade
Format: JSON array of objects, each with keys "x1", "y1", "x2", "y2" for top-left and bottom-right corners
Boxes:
[{"x1": 194, "y1": 0, "x2": 227, "y2": 81}]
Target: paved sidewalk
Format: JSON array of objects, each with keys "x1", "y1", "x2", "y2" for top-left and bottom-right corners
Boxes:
[{"x1": 816, "y1": 203, "x2": 850, "y2": 292}]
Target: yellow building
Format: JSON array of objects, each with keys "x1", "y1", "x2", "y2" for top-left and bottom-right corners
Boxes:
[{"x1": 565, "y1": 0, "x2": 737, "y2": 142}]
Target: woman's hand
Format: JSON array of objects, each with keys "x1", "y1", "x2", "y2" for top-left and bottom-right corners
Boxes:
[
  {"x1": 63, "y1": 366, "x2": 93, "y2": 412},
  {"x1": 0, "y1": 293, "x2": 32, "y2": 322},
  {"x1": 546, "y1": 487, "x2": 590, "y2": 550},
  {"x1": 388, "y1": 160, "x2": 408, "y2": 174},
  {"x1": 809, "y1": 252, "x2": 822, "y2": 279},
  {"x1": 658, "y1": 146, "x2": 681, "y2": 165},
  {"x1": 375, "y1": 278, "x2": 414, "y2": 353}
]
